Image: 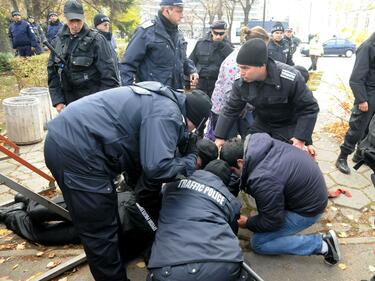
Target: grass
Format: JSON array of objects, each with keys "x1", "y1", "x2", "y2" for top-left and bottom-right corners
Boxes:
[{"x1": 0, "y1": 73, "x2": 19, "y2": 132}]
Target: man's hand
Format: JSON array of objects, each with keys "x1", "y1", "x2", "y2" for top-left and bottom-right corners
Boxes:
[
  {"x1": 305, "y1": 145, "x2": 317, "y2": 160},
  {"x1": 184, "y1": 133, "x2": 199, "y2": 156},
  {"x1": 290, "y1": 137, "x2": 305, "y2": 150},
  {"x1": 55, "y1": 103, "x2": 65, "y2": 113},
  {"x1": 215, "y1": 138, "x2": 225, "y2": 149},
  {"x1": 190, "y1": 73, "x2": 199, "y2": 88},
  {"x1": 358, "y1": 101, "x2": 368, "y2": 112},
  {"x1": 31, "y1": 47, "x2": 36, "y2": 54},
  {"x1": 237, "y1": 215, "x2": 248, "y2": 229}
]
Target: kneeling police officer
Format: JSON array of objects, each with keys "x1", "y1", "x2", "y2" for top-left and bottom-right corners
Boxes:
[{"x1": 44, "y1": 82, "x2": 212, "y2": 281}]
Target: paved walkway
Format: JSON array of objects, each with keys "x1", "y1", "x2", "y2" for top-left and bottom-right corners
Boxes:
[{"x1": 0, "y1": 58, "x2": 374, "y2": 280}]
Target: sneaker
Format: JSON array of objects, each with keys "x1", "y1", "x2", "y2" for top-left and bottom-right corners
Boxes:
[{"x1": 322, "y1": 230, "x2": 341, "y2": 265}]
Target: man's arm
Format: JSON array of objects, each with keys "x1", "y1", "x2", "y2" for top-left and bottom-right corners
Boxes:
[
  {"x1": 139, "y1": 115, "x2": 197, "y2": 181},
  {"x1": 349, "y1": 44, "x2": 372, "y2": 105},
  {"x1": 292, "y1": 73, "x2": 319, "y2": 144},
  {"x1": 47, "y1": 40, "x2": 65, "y2": 108},
  {"x1": 245, "y1": 177, "x2": 286, "y2": 233},
  {"x1": 95, "y1": 34, "x2": 120, "y2": 90},
  {"x1": 215, "y1": 81, "x2": 247, "y2": 140},
  {"x1": 27, "y1": 22, "x2": 38, "y2": 48},
  {"x1": 119, "y1": 28, "x2": 148, "y2": 86}
]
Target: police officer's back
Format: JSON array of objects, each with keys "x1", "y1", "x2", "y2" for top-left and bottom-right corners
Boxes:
[
  {"x1": 147, "y1": 160, "x2": 243, "y2": 281},
  {"x1": 189, "y1": 20, "x2": 233, "y2": 97},
  {"x1": 119, "y1": 0, "x2": 198, "y2": 90},
  {"x1": 47, "y1": 0, "x2": 120, "y2": 113}
]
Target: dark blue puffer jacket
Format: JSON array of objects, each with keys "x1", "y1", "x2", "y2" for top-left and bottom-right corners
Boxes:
[
  {"x1": 241, "y1": 133, "x2": 328, "y2": 233},
  {"x1": 47, "y1": 20, "x2": 63, "y2": 42}
]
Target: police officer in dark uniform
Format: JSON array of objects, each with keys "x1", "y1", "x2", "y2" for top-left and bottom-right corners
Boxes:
[
  {"x1": 147, "y1": 160, "x2": 243, "y2": 281},
  {"x1": 46, "y1": 11, "x2": 64, "y2": 43},
  {"x1": 8, "y1": 11, "x2": 38, "y2": 57},
  {"x1": 336, "y1": 32, "x2": 375, "y2": 174},
  {"x1": 44, "y1": 82, "x2": 212, "y2": 281},
  {"x1": 215, "y1": 39, "x2": 319, "y2": 154},
  {"x1": 27, "y1": 16, "x2": 45, "y2": 54},
  {"x1": 47, "y1": 0, "x2": 120, "y2": 113},
  {"x1": 119, "y1": 0, "x2": 198, "y2": 90},
  {"x1": 267, "y1": 22, "x2": 294, "y2": 66},
  {"x1": 189, "y1": 20, "x2": 233, "y2": 97}
]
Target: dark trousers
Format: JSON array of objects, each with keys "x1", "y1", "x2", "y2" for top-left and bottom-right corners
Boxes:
[
  {"x1": 16, "y1": 45, "x2": 34, "y2": 57},
  {"x1": 148, "y1": 262, "x2": 242, "y2": 281},
  {"x1": 44, "y1": 134, "x2": 128, "y2": 281},
  {"x1": 340, "y1": 95, "x2": 375, "y2": 155},
  {"x1": 309, "y1": 55, "x2": 319, "y2": 71},
  {"x1": 249, "y1": 121, "x2": 301, "y2": 144},
  {"x1": 197, "y1": 78, "x2": 217, "y2": 98}
]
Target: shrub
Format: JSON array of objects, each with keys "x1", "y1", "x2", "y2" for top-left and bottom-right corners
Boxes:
[
  {"x1": 0, "y1": 52, "x2": 13, "y2": 73},
  {"x1": 9, "y1": 53, "x2": 49, "y2": 89}
]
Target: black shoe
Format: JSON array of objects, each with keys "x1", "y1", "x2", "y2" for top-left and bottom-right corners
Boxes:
[
  {"x1": 322, "y1": 230, "x2": 341, "y2": 265},
  {"x1": 14, "y1": 193, "x2": 29, "y2": 205},
  {"x1": 0, "y1": 202, "x2": 25, "y2": 221},
  {"x1": 352, "y1": 151, "x2": 363, "y2": 163},
  {"x1": 335, "y1": 157, "x2": 351, "y2": 174}
]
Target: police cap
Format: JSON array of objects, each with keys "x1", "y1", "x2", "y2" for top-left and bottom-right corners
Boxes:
[
  {"x1": 160, "y1": 0, "x2": 184, "y2": 7},
  {"x1": 11, "y1": 11, "x2": 21, "y2": 17},
  {"x1": 211, "y1": 20, "x2": 227, "y2": 30},
  {"x1": 64, "y1": 0, "x2": 84, "y2": 20}
]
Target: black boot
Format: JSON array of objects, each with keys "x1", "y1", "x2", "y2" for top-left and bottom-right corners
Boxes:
[
  {"x1": 335, "y1": 153, "x2": 350, "y2": 174},
  {"x1": 0, "y1": 202, "x2": 25, "y2": 221}
]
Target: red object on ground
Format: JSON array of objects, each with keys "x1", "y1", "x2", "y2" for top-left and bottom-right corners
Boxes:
[{"x1": 328, "y1": 188, "x2": 352, "y2": 198}]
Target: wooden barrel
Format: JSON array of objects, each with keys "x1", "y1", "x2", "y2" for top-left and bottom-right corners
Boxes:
[
  {"x1": 20, "y1": 87, "x2": 53, "y2": 130},
  {"x1": 2, "y1": 96, "x2": 43, "y2": 145}
]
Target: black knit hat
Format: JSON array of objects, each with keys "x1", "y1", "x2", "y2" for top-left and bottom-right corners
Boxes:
[
  {"x1": 294, "y1": 65, "x2": 309, "y2": 83},
  {"x1": 94, "y1": 13, "x2": 110, "y2": 27},
  {"x1": 197, "y1": 139, "x2": 218, "y2": 169},
  {"x1": 236, "y1": 38, "x2": 268, "y2": 66},
  {"x1": 204, "y1": 159, "x2": 231, "y2": 186},
  {"x1": 271, "y1": 22, "x2": 284, "y2": 33},
  {"x1": 185, "y1": 90, "x2": 212, "y2": 127}
]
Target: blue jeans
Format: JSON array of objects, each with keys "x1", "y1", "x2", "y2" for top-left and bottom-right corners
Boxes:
[{"x1": 251, "y1": 211, "x2": 323, "y2": 256}]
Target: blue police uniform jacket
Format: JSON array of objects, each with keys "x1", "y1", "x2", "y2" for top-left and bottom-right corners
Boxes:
[
  {"x1": 47, "y1": 21, "x2": 63, "y2": 43},
  {"x1": 241, "y1": 133, "x2": 328, "y2": 233},
  {"x1": 120, "y1": 16, "x2": 196, "y2": 89},
  {"x1": 8, "y1": 20, "x2": 38, "y2": 49},
  {"x1": 46, "y1": 82, "x2": 196, "y2": 192},
  {"x1": 148, "y1": 170, "x2": 243, "y2": 268},
  {"x1": 268, "y1": 38, "x2": 294, "y2": 66}
]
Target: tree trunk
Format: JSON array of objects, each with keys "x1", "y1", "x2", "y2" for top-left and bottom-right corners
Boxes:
[
  {"x1": 9, "y1": 0, "x2": 19, "y2": 11},
  {"x1": 0, "y1": 15, "x2": 12, "y2": 52},
  {"x1": 24, "y1": 0, "x2": 32, "y2": 17}
]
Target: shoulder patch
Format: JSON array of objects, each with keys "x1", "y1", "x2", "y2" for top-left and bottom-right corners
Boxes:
[
  {"x1": 141, "y1": 20, "x2": 154, "y2": 29},
  {"x1": 280, "y1": 69, "x2": 296, "y2": 81}
]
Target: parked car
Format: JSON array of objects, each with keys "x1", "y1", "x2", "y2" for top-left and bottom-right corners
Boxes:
[{"x1": 300, "y1": 38, "x2": 356, "y2": 57}]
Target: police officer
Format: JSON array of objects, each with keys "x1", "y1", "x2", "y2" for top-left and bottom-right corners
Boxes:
[
  {"x1": 284, "y1": 27, "x2": 301, "y2": 63},
  {"x1": 215, "y1": 38, "x2": 319, "y2": 154},
  {"x1": 189, "y1": 20, "x2": 233, "y2": 97},
  {"x1": 267, "y1": 22, "x2": 294, "y2": 66},
  {"x1": 47, "y1": 0, "x2": 120, "y2": 113},
  {"x1": 27, "y1": 16, "x2": 44, "y2": 54},
  {"x1": 44, "y1": 82, "x2": 212, "y2": 281},
  {"x1": 8, "y1": 11, "x2": 38, "y2": 57},
  {"x1": 46, "y1": 11, "x2": 63, "y2": 43},
  {"x1": 336, "y1": 32, "x2": 375, "y2": 174},
  {"x1": 119, "y1": 0, "x2": 198, "y2": 90},
  {"x1": 147, "y1": 160, "x2": 243, "y2": 281}
]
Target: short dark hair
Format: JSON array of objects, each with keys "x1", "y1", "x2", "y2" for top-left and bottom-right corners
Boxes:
[
  {"x1": 220, "y1": 138, "x2": 244, "y2": 168},
  {"x1": 197, "y1": 139, "x2": 218, "y2": 169}
]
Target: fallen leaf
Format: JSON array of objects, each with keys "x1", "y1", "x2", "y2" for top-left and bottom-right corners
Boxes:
[
  {"x1": 338, "y1": 263, "x2": 347, "y2": 270},
  {"x1": 347, "y1": 215, "x2": 354, "y2": 220},
  {"x1": 338, "y1": 232, "x2": 348, "y2": 238},
  {"x1": 16, "y1": 242, "x2": 26, "y2": 250},
  {"x1": 0, "y1": 258, "x2": 5, "y2": 264},
  {"x1": 369, "y1": 265, "x2": 375, "y2": 272},
  {"x1": 331, "y1": 206, "x2": 338, "y2": 211},
  {"x1": 36, "y1": 251, "x2": 44, "y2": 257},
  {"x1": 136, "y1": 262, "x2": 146, "y2": 268},
  {"x1": 326, "y1": 223, "x2": 333, "y2": 227},
  {"x1": 12, "y1": 264, "x2": 18, "y2": 270},
  {"x1": 48, "y1": 252, "x2": 55, "y2": 259},
  {"x1": 46, "y1": 260, "x2": 61, "y2": 269},
  {"x1": 341, "y1": 223, "x2": 349, "y2": 227},
  {"x1": 0, "y1": 276, "x2": 13, "y2": 281},
  {"x1": 0, "y1": 229, "x2": 12, "y2": 236},
  {"x1": 58, "y1": 277, "x2": 68, "y2": 281}
]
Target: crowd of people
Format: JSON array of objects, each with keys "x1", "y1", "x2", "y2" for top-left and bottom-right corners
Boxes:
[{"x1": 3, "y1": 0, "x2": 375, "y2": 280}]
